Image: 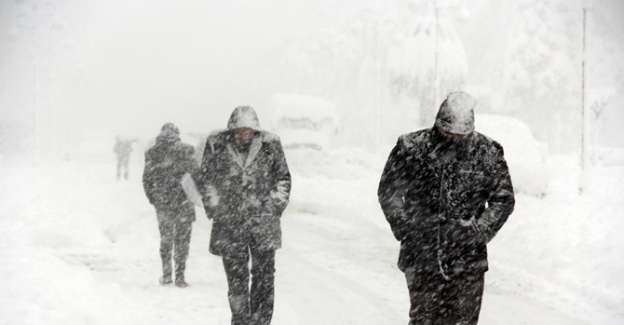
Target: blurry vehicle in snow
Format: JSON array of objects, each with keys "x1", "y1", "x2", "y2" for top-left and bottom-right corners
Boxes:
[
  {"x1": 476, "y1": 114, "x2": 549, "y2": 197},
  {"x1": 268, "y1": 94, "x2": 338, "y2": 151}
]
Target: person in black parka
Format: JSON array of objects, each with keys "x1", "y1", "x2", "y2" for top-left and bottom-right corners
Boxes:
[
  {"x1": 143, "y1": 123, "x2": 197, "y2": 288},
  {"x1": 378, "y1": 92, "x2": 515, "y2": 325},
  {"x1": 197, "y1": 106, "x2": 291, "y2": 325}
]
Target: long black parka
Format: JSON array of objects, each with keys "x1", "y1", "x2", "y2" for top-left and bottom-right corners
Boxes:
[
  {"x1": 197, "y1": 107, "x2": 291, "y2": 256},
  {"x1": 378, "y1": 127, "x2": 515, "y2": 277},
  {"x1": 143, "y1": 129, "x2": 197, "y2": 222}
]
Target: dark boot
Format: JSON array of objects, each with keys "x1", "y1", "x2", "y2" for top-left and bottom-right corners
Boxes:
[{"x1": 175, "y1": 273, "x2": 188, "y2": 288}]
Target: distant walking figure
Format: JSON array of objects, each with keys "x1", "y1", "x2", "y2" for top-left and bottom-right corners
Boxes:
[
  {"x1": 114, "y1": 136, "x2": 133, "y2": 180},
  {"x1": 378, "y1": 92, "x2": 515, "y2": 325},
  {"x1": 142, "y1": 123, "x2": 197, "y2": 288},
  {"x1": 197, "y1": 106, "x2": 291, "y2": 325}
]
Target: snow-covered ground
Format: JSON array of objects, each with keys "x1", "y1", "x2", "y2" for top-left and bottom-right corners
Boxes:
[{"x1": 0, "y1": 147, "x2": 623, "y2": 324}]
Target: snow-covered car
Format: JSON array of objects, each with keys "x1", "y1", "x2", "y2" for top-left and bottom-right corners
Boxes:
[
  {"x1": 268, "y1": 94, "x2": 338, "y2": 150},
  {"x1": 475, "y1": 114, "x2": 549, "y2": 197}
]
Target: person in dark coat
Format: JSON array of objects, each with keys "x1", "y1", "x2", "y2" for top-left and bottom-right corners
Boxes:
[
  {"x1": 378, "y1": 91, "x2": 515, "y2": 325},
  {"x1": 197, "y1": 106, "x2": 291, "y2": 325},
  {"x1": 142, "y1": 123, "x2": 197, "y2": 288},
  {"x1": 114, "y1": 136, "x2": 133, "y2": 180}
]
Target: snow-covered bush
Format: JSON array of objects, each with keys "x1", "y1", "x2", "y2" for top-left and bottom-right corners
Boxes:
[{"x1": 476, "y1": 114, "x2": 549, "y2": 197}]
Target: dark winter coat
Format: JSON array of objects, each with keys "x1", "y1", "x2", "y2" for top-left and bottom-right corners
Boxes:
[
  {"x1": 198, "y1": 106, "x2": 291, "y2": 256},
  {"x1": 378, "y1": 127, "x2": 515, "y2": 276},
  {"x1": 143, "y1": 131, "x2": 197, "y2": 222}
]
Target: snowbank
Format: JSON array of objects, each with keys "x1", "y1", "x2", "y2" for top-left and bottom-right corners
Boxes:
[
  {"x1": 0, "y1": 158, "x2": 157, "y2": 325},
  {"x1": 489, "y1": 153, "x2": 624, "y2": 320}
]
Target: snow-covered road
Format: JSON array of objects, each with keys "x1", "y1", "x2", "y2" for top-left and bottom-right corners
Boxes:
[{"x1": 1, "y1": 154, "x2": 622, "y2": 324}]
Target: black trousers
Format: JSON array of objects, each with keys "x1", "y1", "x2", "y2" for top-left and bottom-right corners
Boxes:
[
  {"x1": 156, "y1": 209, "x2": 193, "y2": 280},
  {"x1": 405, "y1": 269, "x2": 485, "y2": 325},
  {"x1": 222, "y1": 245, "x2": 276, "y2": 325}
]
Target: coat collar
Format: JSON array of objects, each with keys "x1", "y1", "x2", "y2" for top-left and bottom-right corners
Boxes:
[{"x1": 226, "y1": 136, "x2": 263, "y2": 169}]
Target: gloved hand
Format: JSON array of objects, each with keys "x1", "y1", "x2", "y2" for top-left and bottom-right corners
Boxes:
[
  {"x1": 202, "y1": 186, "x2": 220, "y2": 219},
  {"x1": 458, "y1": 216, "x2": 488, "y2": 242},
  {"x1": 203, "y1": 205, "x2": 214, "y2": 220},
  {"x1": 391, "y1": 212, "x2": 413, "y2": 241},
  {"x1": 261, "y1": 198, "x2": 275, "y2": 216}
]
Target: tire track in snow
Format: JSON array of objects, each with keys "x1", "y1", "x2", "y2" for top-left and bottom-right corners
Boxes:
[{"x1": 276, "y1": 212, "x2": 406, "y2": 324}]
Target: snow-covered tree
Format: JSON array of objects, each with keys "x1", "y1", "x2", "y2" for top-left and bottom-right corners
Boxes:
[
  {"x1": 7, "y1": 0, "x2": 83, "y2": 160},
  {"x1": 278, "y1": 0, "x2": 404, "y2": 151},
  {"x1": 276, "y1": 0, "x2": 471, "y2": 151},
  {"x1": 387, "y1": 7, "x2": 468, "y2": 127},
  {"x1": 501, "y1": 0, "x2": 582, "y2": 152},
  {"x1": 583, "y1": 0, "x2": 624, "y2": 157}
]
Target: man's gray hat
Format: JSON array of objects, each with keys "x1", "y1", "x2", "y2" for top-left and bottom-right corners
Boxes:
[{"x1": 434, "y1": 91, "x2": 477, "y2": 135}]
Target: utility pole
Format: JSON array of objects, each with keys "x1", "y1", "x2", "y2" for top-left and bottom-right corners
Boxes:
[
  {"x1": 579, "y1": 1, "x2": 593, "y2": 193},
  {"x1": 581, "y1": 7, "x2": 587, "y2": 174},
  {"x1": 375, "y1": 21, "x2": 382, "y2": 155},
  {"x1": 434, "y1": 3, "x2": 441, "y2": 114},
  {"x1": 34, "y1": 56, "x2": 39, "y2": 166}
]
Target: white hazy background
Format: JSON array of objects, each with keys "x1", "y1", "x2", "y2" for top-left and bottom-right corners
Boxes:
[
  {"x1": 1, "y1": 0, "x2": 318, "y2": 145},
  {"x1": 1, "y1": 1, "x2": 624, "y2": 324},
  {"x1": 1, "y1": 0, "x2": 623, "y2": 158}
]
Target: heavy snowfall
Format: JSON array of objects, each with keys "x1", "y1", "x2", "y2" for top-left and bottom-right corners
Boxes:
[{"x1": 1, "y1": 0, "x2": 623, "y2": 324}]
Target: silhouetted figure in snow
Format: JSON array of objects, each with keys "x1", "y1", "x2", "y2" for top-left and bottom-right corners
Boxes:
[
  {"x1": 378, "y1": 92, "x2": 515, "y2": 325},
  {"x1": 142, "y1": 123, "x2": 197, "y2": 288},
  {"x1": 114, "y1": 136, "x2": 133, "y2": 180},
  {"x1": 197, "y1": 106, "x2": 291, "y2": 325}
]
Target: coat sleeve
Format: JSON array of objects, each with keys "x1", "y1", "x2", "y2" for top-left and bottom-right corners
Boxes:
[
  {"x1": 196, "y1": 137, "x2": 219, "y2": 217},
  {"x1": 477, "y1": 143, "x2": 515, "y2": 243},
  {"x1": 182, "y1": 145, "x2": 197, "y2": 175},
  {"x1": 378, "y1": 137, "x2": 412, "y2": 241},
  {"x1": 265, "y1": 138, "x2": 291, "y2": 216},
  {"x1": 142, "y1": 150, "x2": 158, "y2": 206}
]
